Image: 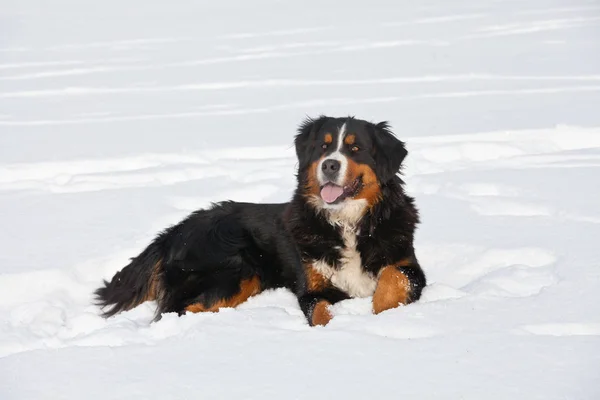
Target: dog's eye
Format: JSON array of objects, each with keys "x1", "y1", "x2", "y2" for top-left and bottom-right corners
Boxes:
[
  {"x1": 322, "y1": 143, "x2": 329, "y2": 149},
  {"x1": 351, "y1": 146, "x2": 360, "y2": 152}
]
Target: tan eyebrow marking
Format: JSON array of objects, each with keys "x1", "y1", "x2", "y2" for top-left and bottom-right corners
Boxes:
[
  {"x1": 344, "y1": 134, "x2": 356, "y2": 145},
  {"x1": 324, "y1": 133, "x2": 333, "y2": 144}
]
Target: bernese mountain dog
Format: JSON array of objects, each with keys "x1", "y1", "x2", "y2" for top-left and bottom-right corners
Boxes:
[{"x1": 95, "y1": 115, "x2": 426, "y2": 326}]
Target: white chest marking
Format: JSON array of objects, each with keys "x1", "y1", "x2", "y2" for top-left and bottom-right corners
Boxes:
[{"x1": 312, "y1": 224, "x2": 377, "y2": 298}]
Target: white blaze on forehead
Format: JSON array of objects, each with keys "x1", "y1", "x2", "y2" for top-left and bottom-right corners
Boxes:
[
  {"x1": 336, "y1": 122, "x2": 347, "y2": 152},
  {"x1": 317, "y1": 122, "x2": 348, "y2": 187}
]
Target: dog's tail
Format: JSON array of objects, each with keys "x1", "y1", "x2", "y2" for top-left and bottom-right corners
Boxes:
[{"x1": 94, "y1": 233, "x2": 168, "y2": 319}]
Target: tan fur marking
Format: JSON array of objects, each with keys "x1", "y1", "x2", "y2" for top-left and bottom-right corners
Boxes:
[
  {"x1": 144, "y1": 259, "x2": 163, "y2": 302},
  {"x1": 324, "y1": 133, "x2": 333, "y2": 144},
  {"x1": 312, "y1": 300, "x2": 333, "y2": 326},
  {"x1": 185, "y1": 276, "x2": 261, "y2": 313},
  {"x1": 397, "y1": 258, "x2": 412, "y2": 267},
  {"x1": 372, "y1": 265, "x2": 411, "y2": 314},
  {"x1": 346, "y1": 159, "x2": 382, "y2": 208},
  {"x1": 305, "y1": 264, "x2": 329, "y2": 291},
  {"x1": 344, "y1": 134, "x2": 356, "y2": 145}
]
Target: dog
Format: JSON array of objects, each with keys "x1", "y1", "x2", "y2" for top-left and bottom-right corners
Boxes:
[{"x1": 95, "y1": 115, "x2": 426, "y2": 326}]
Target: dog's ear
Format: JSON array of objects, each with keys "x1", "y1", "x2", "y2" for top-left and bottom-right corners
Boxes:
[
  {"x1": 295, "y1": 115, "x2": 328, "y2": 170},
  {"x1": 370, "y1": 121, "x2": 408, "y2": 183}
]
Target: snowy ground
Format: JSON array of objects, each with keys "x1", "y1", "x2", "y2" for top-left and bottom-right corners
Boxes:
[{"x1": 1, "y1": 0, "x2": 600, "y2": 398}]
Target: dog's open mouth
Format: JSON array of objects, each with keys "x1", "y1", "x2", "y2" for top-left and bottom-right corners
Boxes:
[
  {"x1": 320, "y1": 183, "x2": 344, "y2": 204},
  {"x1": 320, "y1": 180, "x2": 360, "y2": 204}
]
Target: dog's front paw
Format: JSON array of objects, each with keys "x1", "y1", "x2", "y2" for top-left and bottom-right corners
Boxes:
[
  {"x1": 372, "y1": 266, "x2": 410, "y2": 314},
  {"x1": 311, "y1": 300, "x2": 333, "y2": 326}
]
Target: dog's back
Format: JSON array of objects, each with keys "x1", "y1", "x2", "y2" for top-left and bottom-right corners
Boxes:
[{"x1": 95, "y1": 201, "x2": 298, "y2": 319}]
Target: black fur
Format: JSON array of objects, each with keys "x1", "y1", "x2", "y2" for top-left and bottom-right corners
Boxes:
[
  {"x1": 95, "y1": 235, "x2": 166, "y2": 318},
  {"x1": 96, "y1": 202, "x2": 301, "y2": 320},
  {"x1": 95, "y1": 116, "x2": 426, "y2": 325},
  {"x1": 370, "y1": 121, "x2": 408, "y2": 182}
]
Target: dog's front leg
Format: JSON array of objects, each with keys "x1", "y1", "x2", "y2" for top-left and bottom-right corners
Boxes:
[
  {"x1": 295, "y1": 263, "x2": 349, "y2": 326},
  {"x1": 372, "y1": 257, "x2": 426, "y2": 315},
  {"x1": 298, "y1": 288, "x2": 349, "y2": 326}
]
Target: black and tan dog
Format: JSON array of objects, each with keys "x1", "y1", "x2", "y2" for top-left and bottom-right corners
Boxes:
[{"x1": 95, "y1": 116, "x2": 426, "y2": 326}]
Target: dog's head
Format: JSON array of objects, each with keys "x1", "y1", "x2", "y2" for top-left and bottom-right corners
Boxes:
[{"x1": 295, "y1": 116, "x2": 407, "y2": 218}]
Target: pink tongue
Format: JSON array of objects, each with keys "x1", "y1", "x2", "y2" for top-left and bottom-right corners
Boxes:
[{"x1": 320, "y1": 184, "x2": 344, "y2": 203}]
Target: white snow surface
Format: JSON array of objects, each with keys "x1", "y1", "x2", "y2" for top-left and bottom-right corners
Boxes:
[{"x1": 1, "y1": 0, "x2": 600, "y2": 398}]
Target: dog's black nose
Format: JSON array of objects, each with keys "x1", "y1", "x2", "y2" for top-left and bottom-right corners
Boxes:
[{"x1": 321, "y1": 159, "x2": 340, "y2": 177}]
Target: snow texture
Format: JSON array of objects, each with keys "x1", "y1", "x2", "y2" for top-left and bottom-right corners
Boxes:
[{"x1": 1, "y1": 0, "x2": 599, "y2": 399}]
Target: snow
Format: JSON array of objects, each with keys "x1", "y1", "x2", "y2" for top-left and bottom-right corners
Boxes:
[{"x1": 1, "y1": 0, "x2": 599, "y2": 398}]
